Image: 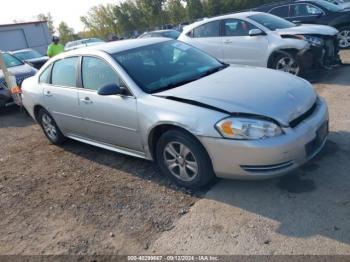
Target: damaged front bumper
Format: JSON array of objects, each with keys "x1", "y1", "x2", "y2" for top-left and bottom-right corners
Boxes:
[{"x1": 297, "y1": 36, "x2": 342, "y2": 70}]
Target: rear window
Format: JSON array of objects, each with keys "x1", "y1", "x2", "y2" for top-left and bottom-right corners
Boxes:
[
  {"x1": 51, "y1": 57, "x2": 79, "y2": 87},
  {"x1": 270, "y1": 5, "x2": 290, "y2": 17},
  {"x1": 192, "y1": 21, "x2": 220, "y2": 38}
]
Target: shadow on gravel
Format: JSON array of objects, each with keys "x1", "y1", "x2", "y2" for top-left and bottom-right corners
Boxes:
[
  {"x1": 305, "y1": 64, "x2": 350, "y2": 86},
  {"x1": 0, "y1": 106, "x2": 34, "y2": 128},
  {"x1": 60, "y1": 139, "x2": 212, "y2": 197},
  {"x1": 205, "y1": 131, "x2": 350, "y2": 245}
]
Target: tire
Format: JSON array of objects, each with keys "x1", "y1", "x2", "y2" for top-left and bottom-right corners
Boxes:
[
  {"x1": 337, "y1": 26, "x2": 350, "y2": 49},
  {"x1": 270, "y1": 52, "x2": 302, "y2": 76},
  {"x1": 38, "y1": 109, "x2": 66, "y2": 145},
  {"x1": 156, "y1": 129, "x2": 215, "y2": 189}
]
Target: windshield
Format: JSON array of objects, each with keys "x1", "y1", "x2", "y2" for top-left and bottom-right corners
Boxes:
[
  {"x1": 14, "y1": 50, "x2": 42, "y2": 60},
  {"x1": 249, "y1": 13, "x2": 296, "y2": 31},
  {"x1": 113, "y1": 41, "x2": 226, "y2": 94},
  {"x1": 313, "y1": 0, "x2": 343, "y2": 11},
  {"x1": 2, "y1": 53, "x2": 23, "y2": 68},
  {"x1": 152, "y1": 31, "x2": 181, "y2": 39}
]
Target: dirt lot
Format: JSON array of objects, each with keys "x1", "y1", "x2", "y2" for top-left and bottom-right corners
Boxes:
[
  {"x1": 0, "y1": 111, "x2": 198, "y2": 254},
  {"x1": 0, "y1": 51, "x2": 349, "y2": 255}
]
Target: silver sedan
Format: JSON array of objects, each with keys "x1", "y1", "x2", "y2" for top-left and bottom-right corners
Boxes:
[{"x1": 22, "y1": 38, "x2": 329, "y2": 188}]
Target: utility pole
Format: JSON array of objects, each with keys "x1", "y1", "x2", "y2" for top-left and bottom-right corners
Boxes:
[{"x1": 0, "y1": 51, "x2": 22, "y2": 106}]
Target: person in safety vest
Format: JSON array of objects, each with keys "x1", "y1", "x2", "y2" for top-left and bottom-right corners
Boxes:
[{"x1": 47, "y1": 36, "x2": 64, "y2": 58}]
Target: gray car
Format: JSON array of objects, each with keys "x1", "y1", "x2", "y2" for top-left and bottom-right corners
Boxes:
[{"x1": 21, "y1": 38, "x2": 329, "y2": 188}]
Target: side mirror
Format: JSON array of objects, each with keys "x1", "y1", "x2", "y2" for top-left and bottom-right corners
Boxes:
[
  {"x1": 249, "y1": 29, "x2": 265, "y2": 37},
  {"x1": 98, "y1": 83, "x2": 123, "y2": 96}
]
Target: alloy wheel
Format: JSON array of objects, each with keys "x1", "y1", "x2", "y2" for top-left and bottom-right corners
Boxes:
[
  {"x1": 41, "y1": 113, "x2": 58, "y2": 141},
  {"x1": 276, "y1": 56, "x2": 300, "y2": 75},
  {"x1": 338, "y1": 30, "x2": 350, "y2": 49},
  {"x1": 163, "y1": 142, "x2": 199, "y2": 182}
]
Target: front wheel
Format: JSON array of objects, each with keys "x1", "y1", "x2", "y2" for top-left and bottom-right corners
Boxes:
[
  {"x1": 156, "y1": 130, "x2": 215, "y2": 189},
  {"x1": 271, "y1": 53, "x2": 302, "y2": 76},
  {"x1": 337, "y1": 26, "x2": 350, "y2": 49}
]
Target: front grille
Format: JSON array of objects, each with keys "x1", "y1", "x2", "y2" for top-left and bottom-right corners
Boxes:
[
  {"x1": 289, "y1": 101, "x2": 317, "y2": 128},
  {"x1": 325, "y1": 38, "x2": 336, "y2": 58},
  {"x1": 305, "y1": 121, "x2": 328, "y2": 158},
  {"x1": 241, "y1": 161, "x2": 294, "y2": 173}
]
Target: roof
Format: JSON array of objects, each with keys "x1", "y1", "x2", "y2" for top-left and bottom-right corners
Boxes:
[
  {"x1": 0, "y1": 20, "x2": 47, "y2": 28},
  {"x1": 183, "y1": 11, "x2": 264, "y2": 30},
  {"x1": 60, "y1": 38, "x2": 171, "y2": 57}
]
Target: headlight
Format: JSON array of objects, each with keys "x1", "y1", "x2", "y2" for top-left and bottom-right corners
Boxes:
[
  {"x1": 215, "y1": 117, "x2": 283, "y2": 140},
  {"x1": 295, "y1": 35, "x2": 324, "y2": 47}
]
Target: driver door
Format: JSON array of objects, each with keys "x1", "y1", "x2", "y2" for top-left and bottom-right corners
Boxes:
[
  {"x1": 78, "y1": 56, "x2": 142, "y2": 151},
  {"x1": 221, "y1": 19, "x2": 269, "y2": 67}
]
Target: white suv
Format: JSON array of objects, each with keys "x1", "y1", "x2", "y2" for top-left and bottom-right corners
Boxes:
[{"x1": 179, "y1": 12, "x2": 341, "y2": 75}]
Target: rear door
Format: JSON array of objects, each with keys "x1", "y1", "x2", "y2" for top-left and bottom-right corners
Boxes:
[
  {"x1": 221, "y1": 19, "x2": 269, "y2": 67},
  {"x1": 184, "y1": 20, "x2": 224, "y2": 61},
  {"x1": 42, "y1": 57, "x2": 84, "y2": 135},
  {"x1": 78, "y1": 56, "x2": 142, "y2": 151},
  {"x1": 289, "y1": 3, "x2": 325, "y2": 24}
]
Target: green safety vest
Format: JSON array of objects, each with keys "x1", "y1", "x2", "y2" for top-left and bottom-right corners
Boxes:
[{"x1": 47, "y1": 43, "x2": 64, "y2": 58}]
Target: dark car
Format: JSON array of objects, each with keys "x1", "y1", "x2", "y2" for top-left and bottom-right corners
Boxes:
[
  {"x1": 138, "y1": 30, "x2": 181, "y2": 40},
  {"x1": 254, "y1": 0, "x2": 350, "y2": 48},
  {"x1": 11, "y1": 49, "x2": 49, "y2": 69},
  {"x1": 0, "y1": 53, "x2": 37, "y2": 108}
]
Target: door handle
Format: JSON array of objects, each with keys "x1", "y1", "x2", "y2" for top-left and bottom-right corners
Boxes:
[
  {"x1": 292, "y1": 20, "x2": 301, "y2": 23},
  {"x1": 224, "y1": 39, "x2": 233, "y2": 44},
  {"x1": 80, "y1": 97, "x2": 93, "y2": 104},
  {"x1": 44, "y1": 91, "x2": 53, "y2": 97}
]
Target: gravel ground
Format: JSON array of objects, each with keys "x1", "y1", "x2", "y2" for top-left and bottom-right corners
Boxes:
[
  {"x1": 0, "y1": 109, "x2": 198, "y2": 255},
  {"x1": 0, "y1": 51, "x2": 349, "y2": 256}
]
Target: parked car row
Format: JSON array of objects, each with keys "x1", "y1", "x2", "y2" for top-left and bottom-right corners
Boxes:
[
  {"x1": 21, "y1": 38, "x2": 329, "y2": 188},
  {"x1": 254, "y1": 0, "x2": 350, "y2": 48},
  {"x1": 0, "y1": 52, "x2": 37, "y2": 108},
  {"x1": 10, "y1": 49, "x2": 49, "y2": 69}
]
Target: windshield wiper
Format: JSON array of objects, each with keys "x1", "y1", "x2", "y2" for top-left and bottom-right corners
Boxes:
[{"x1": 201, "y1": 64, "x2": 229, "y2": 77}]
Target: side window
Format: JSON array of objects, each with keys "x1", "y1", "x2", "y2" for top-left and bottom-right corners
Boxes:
[
  {"x1": 51, "y1": 57, "x2": 79, "y2": 87},
  {"x1": 224, "y1": 19, "x2": 257, "y2": 37},
  {"x1": 270, "y1": 5, "x2": 290, "y2": 17},
  {"x1": 82, "y1": 57, "x2": 120, "y2": 91},
  {"x1": 291, "y1": 4, "x2": 323, "y2": 17},
  {"x1": 39, "y1": 64, "x2": 52, "y2": 84},
  {"x1": 193, "y1": 21, "x2": 220, "y2": 38}
]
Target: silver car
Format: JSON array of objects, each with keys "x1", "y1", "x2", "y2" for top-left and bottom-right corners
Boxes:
[{"x1": 22, "y1": 38, "x2": 329, "y2": 188}]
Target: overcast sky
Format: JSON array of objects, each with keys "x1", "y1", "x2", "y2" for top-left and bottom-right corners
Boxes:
[{"x1": 0, "y1": 0, "x2": 119, "y2": 32}]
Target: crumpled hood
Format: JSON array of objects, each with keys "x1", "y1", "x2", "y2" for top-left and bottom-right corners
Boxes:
[
  {"x1": 157, "y1": 66, "x2": 317, "y2": 126},
  {"x1": 276, "y1": 24, "x2": 338, "y2": 36}
]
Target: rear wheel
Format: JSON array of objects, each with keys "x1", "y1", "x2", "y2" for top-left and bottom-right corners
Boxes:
[
  {"x1": 271, "y1": 53, "x2": 301, "y2": 76},
  {"x1": 337, "y1": 26, "x2": 350, "y2": 49},
  {"x1": 156, "y1": 130, "x2": 215, "y2": 189},
  {"x1": 38, "y1": 109, "x2": 66, "y2": 145}
]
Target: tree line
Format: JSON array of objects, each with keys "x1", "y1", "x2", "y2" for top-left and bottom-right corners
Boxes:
[
  {"x1": 38, "y1": 0, "x2": 278, "y2": 43},
  {"x1": 80, "y1": 0, "x2": 278, "y2": 39}
]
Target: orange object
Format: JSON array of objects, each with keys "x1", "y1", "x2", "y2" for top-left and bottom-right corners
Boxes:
[
  {"x1": 10, "y1": 86, "x2": 22, "y2": 94},
  {"x1": 221, "y1": 121, "x2": 234, "y2": 135}
]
